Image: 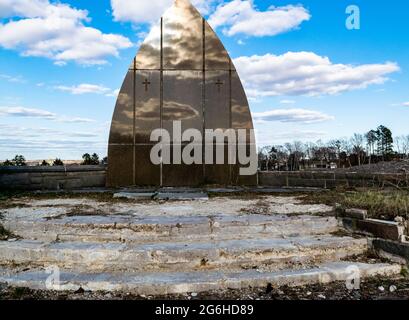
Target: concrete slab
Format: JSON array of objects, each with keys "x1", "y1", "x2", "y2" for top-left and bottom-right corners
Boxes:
[
  {"x1": 372, "y1": 238, "x2": 409, "y2": 263},
  {"x1": 0, "y1": 235, "x2": 368, "y2": 272},
  {"x1": 207, "y1": 188, "x2": 244, "y2": 193},
  {"x1": 0, "y1": 262, "x2": 400, "y2": 295},
  {"x1": 157, "y1": 192, "x2": 209, "y2": 201},
  {"x1": 342, "y1": 218, "x2": 405, "y2": 241},
  {"x1": 113, "y1": 192, "x2": 156, "y2": 200},
  {"x1": 4, "y1": 214, "x2": 340, "y2": 244}
]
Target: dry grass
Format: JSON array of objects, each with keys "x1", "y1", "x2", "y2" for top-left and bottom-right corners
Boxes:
[{"x1": 301, "y1": 188, "x2": 409, "y2": 220}]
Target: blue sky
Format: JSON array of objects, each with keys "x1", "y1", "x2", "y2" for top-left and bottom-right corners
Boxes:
[{"x1": 0, "y1": 0, "x2": 408, "y2": 160}]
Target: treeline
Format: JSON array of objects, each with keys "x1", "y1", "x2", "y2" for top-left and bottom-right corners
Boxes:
[
  {"x1": 0, "y1": 153, "x2": 107, "y2": 167},
  {"x1": 259, "y1": 125, "x2": 409, "y2": 171}
]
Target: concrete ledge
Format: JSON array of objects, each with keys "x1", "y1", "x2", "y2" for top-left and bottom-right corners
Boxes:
[
  {"x1": 0, "y1": 165, "x2": 107, "y2": 191},
  {"x1": 259, "y1": 171, "x2": 408, "y2": 189},
  {"x1": 0, "y1": 165, "x2": 106, "y2": 173},
  {"x1": 341, "y1": 218, "x2": 404, "y2": 241},
  {"x1": 344, "y1": 208, "x2": 368, "y2": 220},
  {"x1": 372, "y1": 238, "x2": 409, "y2": 264}
]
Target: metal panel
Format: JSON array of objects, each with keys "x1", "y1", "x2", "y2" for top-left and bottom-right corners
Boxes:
[
  {"x1": 134, "y1": 71, "x2": 161, "y2": 144},
  {"x1": 134, "y1": 144, "x2": 161, "y2": 186},
  {"x1": 109, "y1": 70, "x2": 134, "y2": 144},
  {"x1": 205, "y1": 71, "x2": 230, "y2": 130},
  {"x1": 231, "y1": 71, "x2": 253, "y2": 130},
  {"x1": 231, "y1": 143, "x2": 258, "y2": 185},
  {"x1": 162, "y1": 143, "x2": 204, "y2": 186},
  {"x1": 163, "y1": 70, "x2": 203, "y2": 139},
  {"x1": 107, "y1": 145, "x2": 134, "y2": 187},
  {"x1": 135, "y1": 24, "x2": 161, "y2": 70},
  {"x1": 205, "y1": 22, "x2": 231, "y2": 70},
  {"x1": 163, "y1": 0, "x2": 203, "y2": 70},
  {"x1": 205, "y1": 144, "x2": 231, "y2": 185}
]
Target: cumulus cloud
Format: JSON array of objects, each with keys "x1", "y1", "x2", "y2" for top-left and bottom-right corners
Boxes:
[
  {"x1": 233, "y1": 52, "x2": 400, "y2": 97},
  {"x1": 208, "y1": 1, "x2": 310, "y2": 37},
  {"x1": 111, "y1": 0, "x2": 217, "y2": 24},
  {"x1": 54, "y1": 84, "x2": 118, "y2": 97},
  {"x1": 0, "y1": 106, "x2": 95, "y2": 123},
  {"x1": 252, "y1": 108, "x2": 334, "y2": 124},
  {"x1": 0, "y1": 0, "x2": 132, "y2": 65},
  {"x1": 403, "y1": 102, "x2": 409, "y2": 107}
]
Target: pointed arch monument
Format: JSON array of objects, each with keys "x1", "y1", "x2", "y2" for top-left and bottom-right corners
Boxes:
[{"x1": 107, "y1": 0, "x2": 257, "y2": 187}]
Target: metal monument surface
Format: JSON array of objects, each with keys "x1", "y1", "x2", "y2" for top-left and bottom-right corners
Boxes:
[{"x1": 107, "y1": 0, "x2": 257, "y2": 187}]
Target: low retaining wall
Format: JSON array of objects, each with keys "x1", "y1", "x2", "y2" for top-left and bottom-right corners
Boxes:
[
  {"x1": 259, "y1": 171, "x2": 409, "y2": 189},
  {"x1": 1, "y1": 167, "x2": 408, "y2": 191},
  {"x1": 0, "y1": 166, "x2": 106, "y2": 191}
]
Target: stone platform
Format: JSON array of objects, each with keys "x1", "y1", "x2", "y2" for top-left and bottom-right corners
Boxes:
[{"x1": 0, "y1": 194, "x2": 402, "y2": 295}]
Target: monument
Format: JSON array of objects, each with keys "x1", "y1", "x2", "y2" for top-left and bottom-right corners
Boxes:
[{"x1": 107, "y1": 0, "x2": 257, "y2": 187}]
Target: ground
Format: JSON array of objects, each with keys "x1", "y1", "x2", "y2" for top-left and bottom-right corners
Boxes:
[
  {"x1": 1, "y1": 275, "x2": 409, "y2": 300},
  {"x1": 0, "y1": 188, "x2": 408, "y2": 300}
]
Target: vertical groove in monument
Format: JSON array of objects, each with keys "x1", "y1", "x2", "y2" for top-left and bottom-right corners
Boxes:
[
  {"x1": 229, "y1": 59, "x2": 233, "y2": 184},
  {"x1": 202, "y1": 17, "x2": 206, "y2": 182},
  {"x1": 160, "y1": 17, "x2": 164, "y2": 187},
  {"x1": 132, "y1": 57, "x2": 136, "y2": 186},
  {"x1": 107, "y1": 0, "x2": 257, "y2": 187}
]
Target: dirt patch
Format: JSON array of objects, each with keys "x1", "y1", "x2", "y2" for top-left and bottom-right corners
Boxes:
[
  {"x1": 238, "y1": 196, "x2": 333, "y2": 216},
  {"x1": 46, "y1": 205, "x2": 111, "y2": 220},
  {"x1": 0, "y1": 224, "x2": 14, "y2": 241},
  {"x1": 240, "y1": 199, "x2": 271, "y2": 215}
]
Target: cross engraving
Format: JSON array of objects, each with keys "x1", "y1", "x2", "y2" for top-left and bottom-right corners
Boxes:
[
  {"x1": 215, "y1": 79, "x2": 224, "y2": 92},
  {"x1": 142, "y1": 78, "x2": 151, "y2": 92}
]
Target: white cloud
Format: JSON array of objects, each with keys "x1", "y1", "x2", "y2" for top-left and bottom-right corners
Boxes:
[
  {"x1": 0, "y1": 106, "x2": 55, "y2": 119},
  {"x1": 280, "y1": 100, "x2": 295, "y2": 104},
  {"x1": 54, "y1": 83, "x2": 117, "y2": 97},
  {"x1": 106, "y1": 88, "x2": 120, "y2": 97},
  {"x1": 0, "y1": 124, "x2": 99, "y2": 139},
  {"x1": 256, "y1": 129, "x2": 327, "y2": 146},
  {"x1": 57, "y1": 116, "x2": 96, "y2": 123},
  {"x1": 253, "y1": 108, "x2": 334, "y2": 124},
  {"x1": 233, "y1": 52, "x2": 400, "y2": 97},
  {"x1": 111, "y1": 0, "x2": 217, "y2": 24},
  {"x1": 208, "y1": 1, "x2": 310, "y2": 37},
  {"x1": 403, "y1": 102, "x2": 409, "y2": 107},
  {"x1": 0, "y1": 0, "x2": 132, "y2": 65},
  {"x1": 0, "y1": 73, "x2": 25, "y2": 83},
  {"x1": 0, "y1": 106, "x2": 95, "y2": 123}
]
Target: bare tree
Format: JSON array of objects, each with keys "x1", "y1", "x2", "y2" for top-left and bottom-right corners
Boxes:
[
  {"x1": 351, "y1": 133, "x2": 365, "y2": 166},
  {"x1": 395, "y1": 135, "x2": 409, "y2": 158}
]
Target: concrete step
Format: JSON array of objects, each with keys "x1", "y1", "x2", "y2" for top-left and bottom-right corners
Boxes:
[
  {"x1": 0, "y1": 262, "x2": 401, "y2": 295},
  {"x1": 0, "y1": 236, "x2": 368, "y2": 272},
  {"x1": 4, "y1": 214, "x2": 339, "y2": 243}
]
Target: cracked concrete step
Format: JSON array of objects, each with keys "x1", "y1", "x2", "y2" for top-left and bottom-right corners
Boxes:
[
  {"x1": 0, "y1": 236, "x2": 368, "y2": 272},
  {"x1": 4, "y1": 214, "x2": 339, "y2": 243},
  {"x1": 0, "y1": 262, "x2": 400, "y2": 295}
]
